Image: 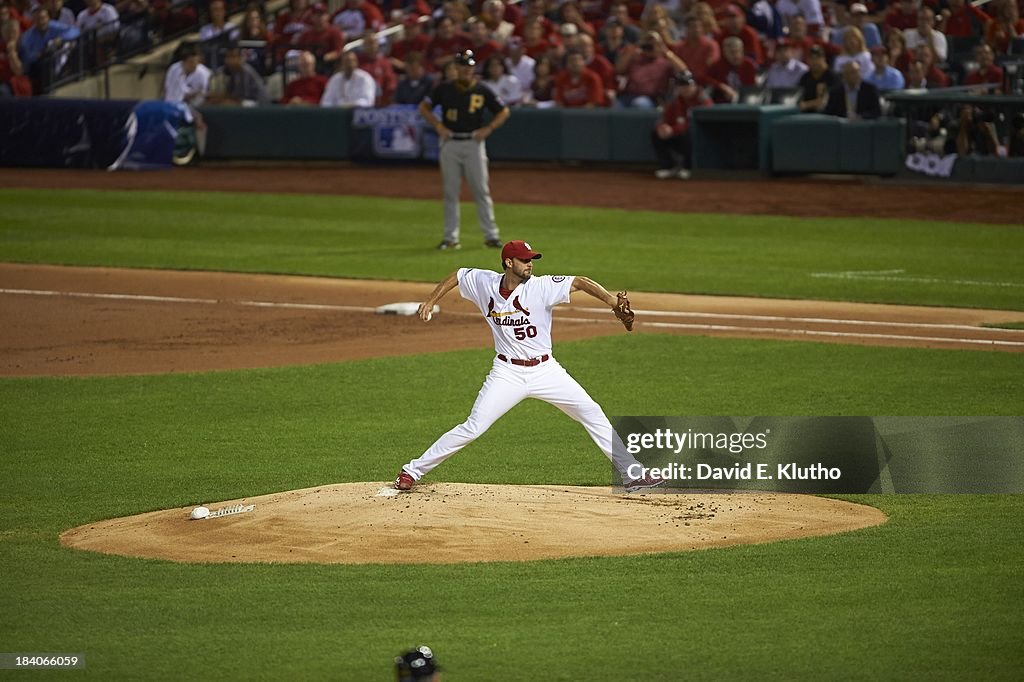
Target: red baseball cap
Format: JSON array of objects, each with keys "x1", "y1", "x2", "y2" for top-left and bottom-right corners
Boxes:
[{"x1": 501, "y1": 240, "x2": 542, "y2": 261}]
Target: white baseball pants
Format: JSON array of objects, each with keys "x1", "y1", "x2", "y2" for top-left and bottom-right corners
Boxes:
[{"x1": 402, "y1": 357, "x2": 643, "y2": 483}]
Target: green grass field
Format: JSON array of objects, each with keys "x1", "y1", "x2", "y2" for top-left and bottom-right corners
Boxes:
[
  {"x1": 2, "y1": 339, "x2": 1022, "y2": 679},
  {"x1": 2, "y1": 189, "x2": 1023, "y2": 309},
  {"x1": 1, "y1": 188, "x2": 1023, "y2": 679}
]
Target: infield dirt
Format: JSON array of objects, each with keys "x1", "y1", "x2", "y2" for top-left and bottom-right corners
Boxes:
[{"x1": 3, "y1": 263, "x2": 1022, "y2": 377}]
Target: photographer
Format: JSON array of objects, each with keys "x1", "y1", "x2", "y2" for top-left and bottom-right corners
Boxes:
[{"x1": 954, "y1": 105, "x2": 999, "y2": 156}]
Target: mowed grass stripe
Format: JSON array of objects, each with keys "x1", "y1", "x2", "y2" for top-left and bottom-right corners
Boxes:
[{"x1": 1, "y1": 188, "x2": 1022, "y2": 310}]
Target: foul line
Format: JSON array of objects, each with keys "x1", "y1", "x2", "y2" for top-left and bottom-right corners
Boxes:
[
  {"x1": 0, "y1": 288, "x2": 377, "y2": 313},
  {"x1": 574, "y1": 306, "x2": 1024, "y2": 334},
  {"x1": 2, "y1": 287, "x2": 1021, "y2": 348}
]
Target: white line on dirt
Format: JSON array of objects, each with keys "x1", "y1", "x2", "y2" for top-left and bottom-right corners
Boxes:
[
  {"x1": 0, "y1": 288, "x2": 377, "y2": 313},
  {"x1": 2, "y1": 287, "x2": 1021, "y2": 347},
  {"x1": 573, "y1": 306, "x2": 1024, "y2": 334}
]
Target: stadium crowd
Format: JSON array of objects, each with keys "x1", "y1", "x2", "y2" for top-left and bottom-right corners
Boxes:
[
  {"x1": 190, "y1": 0, "x2": 1018, "y2": 107},
  {"x1": 3, "y1": 0, "x2": 1021, "y2": 163},
  {"x1": 5, "y1": 0, "x2": 1021, "y2": 99}
]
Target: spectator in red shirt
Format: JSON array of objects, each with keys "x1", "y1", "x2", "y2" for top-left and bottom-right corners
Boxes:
[
  {"x1": 672, "y1": 13, "x2": 719, "y2": 80},
  {"x1": 579, "y1": 32, "x2": 615, "y2": 104},
  {"x1": 332, "y1": 0, "x2": 383, "y2": 39},
  {"x1": 913, "y1": 42, "x2": 949, "y2": 85},
  {"x1": 559, "y1": 2, "x2": 597, "y2": 39},
  {"x1": 884, "y1": 0, "x2": 920, "y2": 34},
  {"x1": 964, "y1": 42, "x2": 1005, "y2": 90},
  {"x1": 358, "y1": 29, "x2": 397, "y2": 105},
  {"x1": 275, "y1": 0, "x2": 313, "y2": 45},
  {"x1": 517, "y1": 0, "x2": 556, "y2": 39},
  {"x1": 298, "y1": 4, "x2": 345, "y2": 69},
  {"x1": 705, "y1": 34, "x2": 758, "y2": 102},
  {"x1": 939, "y1": 0, "x2": 989, "y2": 38},
  {"x1": 390, "y1": 16, "x2": 430, "y2": 72},
  {"x1": 652, "y1": 70, "x2": 711, "y2": 179},
  {"x1": 716, "y1": 4, "x2": 764, "y2": 64},
  {"x1": 1, "y1": 18, "x2": 32, "y2": 96},
  {"x1": 426, "y1": 16, "x2": 471, "y2": 71},
  {"x1": 522, "y1": 18, "x2": 555, "y2": 59},
  {"x1": 787, "y1": 14, "x2": 838, "y2": 62},
  {"x1": 909, "y1": 42, "x2": 946, "y2": 85},
  {"x1": 282, "y1": 49, "x2": 327, "y2": 104},
  {"x1": 1, "y1": 4, "x2": 32, "y2": 32},
  {"x1": 579, "y1": 0, "x2": 611, "y2": 25},
  {"x1": 440, "y1": 0, "x2": 471, "y2": 29},
  {"x1": 904, "y1": 58, "x2": 929, "y2": 87},
  {"x1": 616, "y1": 30, "x2": 686, "y2": 106},
  {"x1": 555, "y1": 50, "x2": 605, "y2": 106},
  {"x1": 984, "y1": 0, "x2": 1024, "y2": 54},
  {"x1": 467, "y1": 18, "x2": 501, "y2": 67},
  {"x1": 886, "y1": 25, "x2": 914, "y2": 71}
]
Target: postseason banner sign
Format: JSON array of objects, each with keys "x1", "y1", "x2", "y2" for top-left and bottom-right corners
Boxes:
[{"x1": 611, "y1": 417, "x2": 1024, "y2": 494}]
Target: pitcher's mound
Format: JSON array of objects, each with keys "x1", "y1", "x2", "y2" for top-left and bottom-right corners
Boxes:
[{"x1": 60, "y1": 483, "x2": 886, "y2": 564}]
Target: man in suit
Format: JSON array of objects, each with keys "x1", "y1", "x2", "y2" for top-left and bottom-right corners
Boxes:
[{"x1": 825, "y1": 60, "x2": 881, "y2": 120}]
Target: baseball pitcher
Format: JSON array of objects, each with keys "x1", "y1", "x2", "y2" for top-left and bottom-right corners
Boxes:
[{"x1": 395, "y1": 240, "x2": 664, "y2": 492}]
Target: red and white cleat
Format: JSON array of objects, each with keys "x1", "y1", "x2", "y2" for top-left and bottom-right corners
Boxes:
[
  {"x1": 394, "y1": 471, "x2": 415, "y2": 491},
  {"x1": 624, "y1": 473, "x2": 667, "y2": 493}
]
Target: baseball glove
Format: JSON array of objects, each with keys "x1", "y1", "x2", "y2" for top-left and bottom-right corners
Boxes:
[{"x1": 613, "y1": 291, "x2": 635, "y2": 332}]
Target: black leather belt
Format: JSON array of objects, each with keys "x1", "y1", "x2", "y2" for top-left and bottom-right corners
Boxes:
[
  {"x1": 498, "y1": 354, "x2": 549, "y2": 367},
  {"x1": 450, "y1": 132, "x2": 475, "y2": 140}
]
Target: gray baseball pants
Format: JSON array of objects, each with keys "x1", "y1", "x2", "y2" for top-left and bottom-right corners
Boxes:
[{"x1": 439, "y1": 138, "x2": 500, "y2": 244}]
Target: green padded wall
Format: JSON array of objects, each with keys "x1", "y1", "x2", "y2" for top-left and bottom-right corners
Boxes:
[
  {"x1": 199, "y1": 106, "x2": 352, "y2": 160},
  {"x1": 607, "y1": 109, "x2": 660, "y2": 162},
  {"x1": 486, "y1": 108, "x2": 562, "y2": 160},
  {"x1": 972, "y1": 158, "x2": 1024, "y2": 184},
  {"x1": 771, "y1": 115, "x2": 841, "y2": 173},
  {"x1": 839, "y1": 121, "x2": 875, "y2": 174},
  {"x1": 560, "y1": 109, "x2": 612, "y2": 161},
  {"x1": 871, "y1": 118, "x2": 906, "y2": 176}
]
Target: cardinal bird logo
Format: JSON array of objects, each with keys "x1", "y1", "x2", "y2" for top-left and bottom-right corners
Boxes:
[
  {"x1": 512, "y1": 296, "x2": 530, "y2": 316},
  {"x1": 487, "y1": 297, "x2": 495, "y2": 318}
]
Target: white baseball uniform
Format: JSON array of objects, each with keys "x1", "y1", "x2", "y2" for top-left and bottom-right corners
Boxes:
[{"x1": 401, "y1": 267, "x2": 644, "y2": 483}]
